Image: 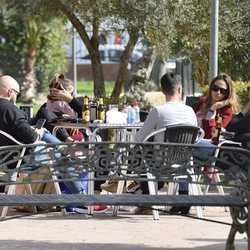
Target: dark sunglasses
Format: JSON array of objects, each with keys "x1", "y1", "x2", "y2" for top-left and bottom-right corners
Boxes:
[
  {"x1": 211, "y1": 84, "x2": 229, "y2": 96},
  {"x1": 11, "y1": 88, "x2": 21, "y2": 98}
]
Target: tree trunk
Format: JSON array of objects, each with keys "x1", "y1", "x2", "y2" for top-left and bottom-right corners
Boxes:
[
  {"x1": 91, "y1": 55, "x2": 106, "y2": 97},
  {"x1": 125, "y1": 47, "x2": 157, "y2": 92},
  {"x1": 59, "y1": 3, "x2": 106, "y2": 98},
  {"x1": 110, "y1": 28, "x2": 140, "y2": 103},
  {"x1": 20, "y1": 45, "x2": 37, "y2": 103}
]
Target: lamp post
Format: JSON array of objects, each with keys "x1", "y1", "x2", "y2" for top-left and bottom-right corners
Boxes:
[
  {"x1": 209, "y1": 0, "x2": 219, "y2": 83},
  {"x1": 72, "y1": 26, "x2": 77, "y2": 95}
]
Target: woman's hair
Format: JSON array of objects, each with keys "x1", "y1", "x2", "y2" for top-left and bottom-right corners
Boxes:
[
  {"x1": 201, "y1": 73, "x2": 241, "y2": 114},
  {"x1": 47, "y1": 73, "x2": 74, "y2": 100}
]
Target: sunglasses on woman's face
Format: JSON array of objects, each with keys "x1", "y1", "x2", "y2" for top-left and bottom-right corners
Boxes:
[{"x1": 211, "y1": 84, "x2": 229, "y2": 96}]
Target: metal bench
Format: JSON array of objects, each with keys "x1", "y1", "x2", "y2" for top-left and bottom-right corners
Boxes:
[{"x1": 0, "y1": 141, "x2": 249, "y2": 250}]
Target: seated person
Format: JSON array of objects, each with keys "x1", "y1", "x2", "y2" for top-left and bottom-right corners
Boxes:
[
  {"x1": 0, "y1": 75, "x2": 107, "y2": 213},
  {"x1": 194, "y1": 74, "x2": 240, "y2": 160},
  {"x1": 226, "y1": 92, "x2": 250, "y2": 150},
  {"x1": 35, "y1": 73, "x2": 84, "y2": 142},
  {"x1": 134, "y1": 72, "x2": 197, "y2": 215}
]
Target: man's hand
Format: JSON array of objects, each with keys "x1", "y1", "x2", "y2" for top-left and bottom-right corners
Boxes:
[
  {"x1": 34, "y1": 128, "x2": 45, "y2": 141},
  {"x1": 49, "y1": 84, "x2": 73, "y2": 103}
]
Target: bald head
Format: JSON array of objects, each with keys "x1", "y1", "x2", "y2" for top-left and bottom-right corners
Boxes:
[
  {"x1": 0, "y1": 75, "x2": 19, "y2": 91},
  {"x1": 0, "y1": 75, "x2": 20, "y2": 102}
]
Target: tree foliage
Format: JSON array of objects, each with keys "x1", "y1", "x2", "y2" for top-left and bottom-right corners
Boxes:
[
  {"x1": 0, "y1": 1, "x2": 68, "y2": 102},
  {"x1": 24, "y1": 0, "x2": 178, "y2": 102},
  {"x1": 169, "y1": 0, "x2": 250, "y2": 86},
  {"x1": 1, "y1": 0, "x2": 249, "y2": 103}
]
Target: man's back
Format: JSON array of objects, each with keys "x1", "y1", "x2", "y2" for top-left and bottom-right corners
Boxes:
[{"x1": 135, "y1": 101, "x2": 197, "y2": 142}]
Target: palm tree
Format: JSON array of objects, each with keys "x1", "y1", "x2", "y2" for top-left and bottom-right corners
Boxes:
[{"x1": 20, "y1": 20, "x2": 42, "y2": 102}]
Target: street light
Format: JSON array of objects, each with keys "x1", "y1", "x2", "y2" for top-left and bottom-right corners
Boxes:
[{"x1": 209, "y1": 0, "x2": 219, "y2": 83}]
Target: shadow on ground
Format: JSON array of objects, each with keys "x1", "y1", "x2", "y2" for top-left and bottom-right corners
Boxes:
[{"x1": 0, "y1": 240, "x2": 247, "y2": 250}]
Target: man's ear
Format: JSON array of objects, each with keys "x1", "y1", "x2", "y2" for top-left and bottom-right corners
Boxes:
[
  {"x1": 177, "y1": 85, "x2": 182, "y2": 95},
  {"x1": 7, "y1": 88, "x2": 12, "y2": 97}
]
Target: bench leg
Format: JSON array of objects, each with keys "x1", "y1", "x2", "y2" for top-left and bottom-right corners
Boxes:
[
  {"x1": 226, "y1": 206, "x2": 249, "y2": 250},
  {"x1": 226, "y1": 225, "x2": 237, "y2": 250}
]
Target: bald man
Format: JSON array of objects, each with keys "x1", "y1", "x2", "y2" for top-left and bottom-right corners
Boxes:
[{"x1": 0, "y1": 75, "x2": 44, "y2": 144}]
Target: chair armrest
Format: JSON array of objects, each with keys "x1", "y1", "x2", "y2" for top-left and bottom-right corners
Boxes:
[
  {"x1": 142, "y1": 127, "x2": 167, "y2": 142},
  {"x1": 195, "y1": 128, "x2": 205, "y2": 144}
]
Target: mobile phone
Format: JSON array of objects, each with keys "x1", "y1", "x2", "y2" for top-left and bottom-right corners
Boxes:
[{"x1": 35, "y1": 119, "x2": 46, "y2": 129}]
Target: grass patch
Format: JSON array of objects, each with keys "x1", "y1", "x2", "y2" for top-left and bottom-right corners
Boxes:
[{"x1": 77, "y1": 80, "x2": 115, "y2": 97}]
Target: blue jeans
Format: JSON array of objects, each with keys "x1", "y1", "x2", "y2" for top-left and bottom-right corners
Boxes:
[
  {"x1": 34, "y1": 130, "x2": 85, "y2": 194},
  {"x1": 195, "y1": 139, "x2": 216, "y2": 161}
]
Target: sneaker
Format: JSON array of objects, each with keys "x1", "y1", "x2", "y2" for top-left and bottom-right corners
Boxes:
[
  {"x1": 75, "y1": 205, "x2": 108, "y2": 214},
  {"x1": 134, "y1": 207, "x2": 152, "y2": 215},
  {"x1": 100, "y1": 180, "x2": 126, "y2": 193},
  {"x1": 126, "y1": 181, "x2": 140, "y2": 193},
  {"x1": 169, "y1": 206, "x2": 190, "y2": 215}
]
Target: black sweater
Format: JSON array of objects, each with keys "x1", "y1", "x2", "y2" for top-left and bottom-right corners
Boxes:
[
  {"x1": 226, "y1": 112, "x2": 250, "y2": 149},
  {"x1": 0, "y1": 98, "x2": 37, "y2": 145}
]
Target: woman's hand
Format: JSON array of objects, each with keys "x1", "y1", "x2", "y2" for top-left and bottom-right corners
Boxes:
[
  {"x1": 210, "y1": 100, "x2": 230, "y2": 111},
  {"x1": 49, "y1": 84, "x2": 73, "y2": 103}
]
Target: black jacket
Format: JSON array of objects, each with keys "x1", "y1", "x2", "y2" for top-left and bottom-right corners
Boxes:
[
  {"x1": 226, "y1": 112, "x2": 250, "y2": 149},
  {"x1": 0, "y1": 98, "x2": 37, "y2": 145},
  {"x1": 35, "y1": 97, "x2": 83, "y2": 142}
]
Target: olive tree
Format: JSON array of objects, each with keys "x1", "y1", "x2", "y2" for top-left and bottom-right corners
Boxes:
[{"x1": 26, "y1": 0, "x2": 177, "y2": 102}]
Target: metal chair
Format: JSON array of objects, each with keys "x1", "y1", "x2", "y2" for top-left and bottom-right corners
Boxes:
[
  {"x1": 0, "y1": 130, "x2": 66, "y2": 218},
  {"x1": 203, "y1": 140, "x2": 242, "y2": 206},
  {"x1": 113, "y1": 124, "x2": 204, "y2": 219},
  {"x1": 143, "y1": 124, "x2": 204, "y2": 219}
]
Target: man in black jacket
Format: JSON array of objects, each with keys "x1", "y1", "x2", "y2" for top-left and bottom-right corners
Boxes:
[
  {"x1": 226, "y1": 99, "x2": 250, "y2": 149},
  {"x1": 0, "y1": 75, "x2": 44, "y2": 143}
]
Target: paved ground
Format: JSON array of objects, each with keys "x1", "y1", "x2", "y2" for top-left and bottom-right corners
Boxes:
[{"x1": 0, "y1": 206, "x2": 247, "y2": 250}]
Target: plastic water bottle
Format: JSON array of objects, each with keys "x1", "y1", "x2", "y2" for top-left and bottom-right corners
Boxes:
[
  {"x1": 127, "y1": 107, "x2": 136, "y2": 124},
  {"x1": 133, "y1": 101, "x2": 140, "y2": 123}
]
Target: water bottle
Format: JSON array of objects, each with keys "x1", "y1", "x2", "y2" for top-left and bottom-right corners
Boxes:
[
  {"x1": 127, "y1": 107, "x2": 136, "y2": 124},
  {"x1": 133, "y1": 101, "x2": 140, "y2": 123}
]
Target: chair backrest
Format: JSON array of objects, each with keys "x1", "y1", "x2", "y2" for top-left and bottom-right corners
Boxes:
[
  {"x1": 213, "y1": 140, "x2": 242, "y2": 169},
  {"x1": 164, "y1": 124, "x2": 202, "y2": 144},
  {"x1": 0, "y1": 130, "x2": 26, "y2": 170},
  {"x1": 143, "y1": 124, "x2": 204, "y2": 144}
]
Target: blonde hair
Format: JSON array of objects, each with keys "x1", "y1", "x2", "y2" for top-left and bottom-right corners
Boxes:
[
  {"x1": 201, "y1": 73, "x2": 241, "y2": 114},
  {"x1": 47, "y1": 73, "x2": 74, "y2": 100}
]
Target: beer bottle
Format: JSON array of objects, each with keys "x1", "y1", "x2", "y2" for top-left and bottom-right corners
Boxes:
[
  {"x1": 90, "y1": 99, "x2": 98, "y2": 123},
  {"x1": 212, "y1": 115, "x2": 222, "y2": 143},
  {"x1": 97, "y1": 96, "x2": 105, "y2": 122},
  {"x1": 82, "y1": 95, "x2": 90, "y2": 123}
]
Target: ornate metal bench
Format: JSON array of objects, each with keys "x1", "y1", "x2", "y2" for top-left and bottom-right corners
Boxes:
[{"x1": 0, "y1": 141, "x2": 249, "y2": 250}]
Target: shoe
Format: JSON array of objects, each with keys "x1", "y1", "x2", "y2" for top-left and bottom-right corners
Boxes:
[
  {"x1": 75, "y1": 205, "x2": 108, "y2": 214},
  {"x1": 134, "y1": 207, "x2": 152, "y2": 215},
  {"x1": 100, "y1": 180, "x2": 126, "y2": 193},
  {"x1": 169, "y1": 206, "x2": 182, "y2": 215},
  {"x1": 126, "y1": 181, "x2": 140, "y2": 193},
  {"x1": 169, "y1": 190, "x2": 191, "y2": 215}
]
